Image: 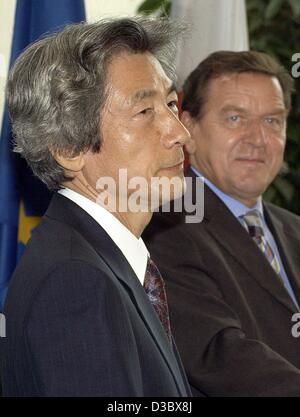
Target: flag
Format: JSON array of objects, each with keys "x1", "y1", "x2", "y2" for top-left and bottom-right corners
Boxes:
[
  {"x1": 0, "y1": 0, "x2": 86, "y2": 311},
  {"x1": 171, "y1": 0, "x2": 249, "y2": 88}
]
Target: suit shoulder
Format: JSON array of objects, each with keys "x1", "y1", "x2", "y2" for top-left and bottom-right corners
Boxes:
[
  {"x1": 4, "y1": 217, "x2": 114, "y2": 320},
  {"x1": 17, "y1": 214, "x2": 103, "y2": 270},
  {"x1": 265, "y1": 202, "x2": 300, "y2": 223}
]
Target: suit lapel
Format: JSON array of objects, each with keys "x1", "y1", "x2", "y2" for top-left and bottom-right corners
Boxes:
[
  {"x1": 186, "y1": 169, "x2": 298, "y2": 314},
  {"x1": 45, "y1": 193, "x2": 187, "y2": 395},
  {"x1": 265, "y1": 206, "x2": 300, "y2": 308}
]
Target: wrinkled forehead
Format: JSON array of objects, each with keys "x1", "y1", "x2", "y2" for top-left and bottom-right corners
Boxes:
[
  {"x1": 104, "y1": 52, "x2": 175, "y2": 108},
  {"x1": 205, "y1": 72, "x2": 285, "y2": 111}
]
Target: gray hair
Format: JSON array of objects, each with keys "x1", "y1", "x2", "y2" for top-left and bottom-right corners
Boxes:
[{"x1": 7, "y1": 17, "x2": 185, "y2": 190}]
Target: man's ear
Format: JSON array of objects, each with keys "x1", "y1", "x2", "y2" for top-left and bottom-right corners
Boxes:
[
  {"x1": 181, "y1": 111, "x2": 197, "y2": 155},
  {"x1": 50, "y1": 148, "x2": 85, "y2": 172}
]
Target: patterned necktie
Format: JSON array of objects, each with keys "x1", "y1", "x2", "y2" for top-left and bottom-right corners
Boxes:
[
  {"x1": 144, "y1": 257, "x2": 172, "y2": 343},
  {"x1": 242, "y1": 210, "x2": 281, "y2": 276}
]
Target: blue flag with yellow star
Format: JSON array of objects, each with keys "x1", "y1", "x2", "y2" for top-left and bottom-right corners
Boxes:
[{"x1": 0, "y1": 0, "x2": 86, "y2": 311}]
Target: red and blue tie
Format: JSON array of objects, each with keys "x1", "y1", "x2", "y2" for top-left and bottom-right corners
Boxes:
[{"x1": 144, "y1": 257, "x2": 172, "y2": 343}]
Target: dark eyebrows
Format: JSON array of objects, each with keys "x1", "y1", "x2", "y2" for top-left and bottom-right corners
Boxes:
[
  {"x1": 264, "y1": 108, "x2": 288, "y2": 117},
  {"x1": 220, "y1": 105, "x2": 288, "y2": 118},
  {"x1": 132, "y1": 82, "x2": 178, "y2": 104},
  {"x1": 220, "y1": 105, "x2": 248, "y2": 115}
]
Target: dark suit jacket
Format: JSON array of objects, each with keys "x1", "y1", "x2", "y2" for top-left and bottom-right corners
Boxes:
[
  {"x1": 1, "y1": 193, "x2": 191, "y2": 397},
  {"x1": 143, "y1": 167, "x2": 300, "y2": 397}
]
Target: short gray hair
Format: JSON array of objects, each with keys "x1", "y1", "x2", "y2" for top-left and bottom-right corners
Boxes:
[{"x1": 7, "y1": 17, "x2": 184, "y2": 190}]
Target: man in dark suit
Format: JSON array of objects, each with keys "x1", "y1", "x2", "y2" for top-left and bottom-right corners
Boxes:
[
  {"x1": 144, "y1": 51, "x2": 300, "y2": 396},
  {"x1": 0, "y1": 18, "x2": 192, "y2": 397}
]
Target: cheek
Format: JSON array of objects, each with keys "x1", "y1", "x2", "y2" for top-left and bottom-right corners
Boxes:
[
  {"x1": 214, "y1": 137, "x2": 238, "y2": 166},
  {"x1": 104, "y1": 128, "x2": 140, "y2": 161},
  {"x1": 209, "y1": 126, "x2": 240, "y2": 155},
  {"x1": 268, "y1": 138, "x2": 285, "y2": 162}
]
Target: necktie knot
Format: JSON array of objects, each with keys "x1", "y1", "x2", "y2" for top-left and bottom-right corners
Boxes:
[
  {"x1": 241, "y1": 209, "x2": 281, "y2": 276},
  {"x1": 144, "y1": 257, "x2": 172, "y2": 343},
  {"x1": 241, "y1": 210, "x2": 299, "y2": 308},
  {"x1": 144, "y1": 258, "x2": 166, "y2": 297},
  {"x1": 242, "y1": 209, "x2": 264, "y2": 238}
]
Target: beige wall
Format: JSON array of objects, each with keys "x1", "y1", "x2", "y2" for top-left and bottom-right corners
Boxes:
[{"x1": 0, "y1": 0, "x2": 141, "y2": 132}]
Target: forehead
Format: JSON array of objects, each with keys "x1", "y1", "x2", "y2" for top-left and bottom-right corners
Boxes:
[
  {"x1": 105, "y1": 52, "x2": 173, "y2": 103},
  {"x1": 206, "y1": 72, "x2": 285, "y2": 110}
]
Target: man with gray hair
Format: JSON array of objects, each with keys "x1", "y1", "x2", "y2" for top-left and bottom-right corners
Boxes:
[{"x1": 0, "y1": 17, "x2": 192, "y2": 397}]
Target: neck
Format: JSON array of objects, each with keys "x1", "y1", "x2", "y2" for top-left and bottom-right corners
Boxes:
[
  {"x1": 235, "y1": 197, "x2": 259, "y2": 208},
  {"x1": 113, "y1": 210, "x2": 153, "y2": 238},
  {"x1": 189, "y1": 163, "x2": 260, "y2": 209},
  {"x1": 62, "y1": 179, "x2": 152, "y2": 238}
]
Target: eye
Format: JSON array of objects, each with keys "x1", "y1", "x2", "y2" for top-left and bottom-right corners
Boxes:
[
  {"x1": 168, "y1": 100, "x2": 178, "y2": 108},
  {"x1": 168, "y1": 100, "x2": 179, "y2": 113},
  {"x1": 264, "y1": 116, "x2": 285, "y2": 131},
  {"x1": 265, "y1": 117, "x2": 279, "y2": 125},
  {"x1": 138, "y1": 107, "x2": 153, "y2": 115},
  {"x1": 228, "y1": 115, "x2": 240, "y2": 122}
]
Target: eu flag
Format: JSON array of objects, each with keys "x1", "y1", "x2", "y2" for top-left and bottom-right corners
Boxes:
[{"x1": 0, "y1": 0, "x2": 86, "y2": 311}]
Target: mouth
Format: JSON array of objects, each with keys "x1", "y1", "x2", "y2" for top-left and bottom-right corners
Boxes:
[{"x1": 235, "y1": 158, "x2": 265, "y2": 165}]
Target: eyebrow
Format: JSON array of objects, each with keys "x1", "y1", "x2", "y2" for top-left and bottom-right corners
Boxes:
[
  {"x1": 220, "y1": 105, "x2": 287, "y2": 116},
  {"x1": 132, "y1": 82, "x2": 177, "y2": 103},
  {"x1": 220, "y1": 105, "x2": 248, "y2": 114}
]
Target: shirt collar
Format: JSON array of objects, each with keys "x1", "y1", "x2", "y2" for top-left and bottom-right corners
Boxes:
[
  {"x1": 190, "y1": 165, "x2": 264, "y2": 219},
  {"x1": 58, "y1": 188, "x2": 149, "y2": 285}
]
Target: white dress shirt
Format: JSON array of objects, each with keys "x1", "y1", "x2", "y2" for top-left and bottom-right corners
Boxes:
[{"x1": 58, "y1": 188, "x2": 149, "y2": 285}]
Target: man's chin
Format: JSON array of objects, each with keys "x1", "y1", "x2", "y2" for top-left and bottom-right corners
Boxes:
[{"x1": 151, "y1": 176, "x2": 186, "y2": 211}]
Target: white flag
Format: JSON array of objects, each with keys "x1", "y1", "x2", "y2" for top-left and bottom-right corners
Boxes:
[{"x1": 171, "y1": 0, "x2": 249, "y2": 87}]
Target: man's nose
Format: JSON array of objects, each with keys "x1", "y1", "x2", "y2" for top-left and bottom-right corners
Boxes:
[
  {"x1": 162, "y1": 111, "x2": 190, "y2": 148},
  {"x1": 245, "y1": 118, "x2": 266, "y2": 147}
]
